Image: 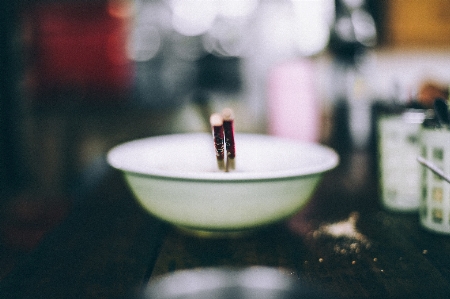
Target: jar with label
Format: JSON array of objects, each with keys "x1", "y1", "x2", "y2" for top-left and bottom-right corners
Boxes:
[
  {"x1": 419, "y1": 126, "x2": 450, "y2": 234},
  {"x1": 377, "y1": 108, "x2": 427, "y2": 212}
]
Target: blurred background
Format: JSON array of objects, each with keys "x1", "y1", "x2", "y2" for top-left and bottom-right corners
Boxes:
[{"x1": 1, "y1": 0, "x2": 450, "y2": 249}]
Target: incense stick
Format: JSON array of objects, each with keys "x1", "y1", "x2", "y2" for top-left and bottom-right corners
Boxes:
[
  {"x1": 222, "y1": 108, "x2": 236, "y2": 172},
  {"x1": 417, "y1": 156, "x2": 450, "y2": 184},
  {"x1": 210, "y1": 113, "x2": 226, "y2": 170}
]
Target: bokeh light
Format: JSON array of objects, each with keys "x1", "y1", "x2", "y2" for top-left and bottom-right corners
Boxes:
[
  {"x1": 170, "y1": 0, "x2": 218, "y2": 36},
  {"x1": 217, "y1": 0, "x2": 258, "y2": 18},
  {"x1": 128, "y1": 24, "x2": 161, "y2": 61},
  {"x1": 291, "y1": 0, "x2": 335, "y2": 56}
]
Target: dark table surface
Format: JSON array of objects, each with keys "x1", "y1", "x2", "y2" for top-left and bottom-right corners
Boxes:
[{"x1": 1, "y1": 148, "x2": 450, "y2": 299}]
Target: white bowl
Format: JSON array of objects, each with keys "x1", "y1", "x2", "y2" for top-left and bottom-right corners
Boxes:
[
  {"x1": 142, "y1": 267, "x2": 333, "y2": 298},
  {"x1": 107, "y1": 133, "x2": 338, "y2": 236}
]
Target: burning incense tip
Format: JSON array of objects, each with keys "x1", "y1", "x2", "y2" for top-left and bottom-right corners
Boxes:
[
  {"x1": 210, "y1": 113, "x2": 223, "y2": 127},
  {"x1": 222, "y1": 108, "x2": 236, "y2": 171},
  {"x1": 222, "y1": 107, "x2": 234, "y2": 121},
  {"x1": 210, "y1": 113, "x2": 225, "y2": 170}
]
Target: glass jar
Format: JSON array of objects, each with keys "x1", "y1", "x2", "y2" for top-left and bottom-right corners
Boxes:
[
  {"x1": 419, "y1": 126, "x2": 450, "y2": 234},
  {"x1": 377, "y1": 108, "x2": 427, "y2": 212}
]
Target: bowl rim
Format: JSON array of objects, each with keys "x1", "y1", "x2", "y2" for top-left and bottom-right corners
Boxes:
[
  {"x1": 144, "y1": 266, "x2": 303, "y2": 298},
  {"x1": 106, "y1": 133, "x2": 339, "y2": 182}
]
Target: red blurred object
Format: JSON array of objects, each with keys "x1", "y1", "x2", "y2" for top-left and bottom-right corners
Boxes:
[
  {"x1": 0, "y1": 193, "x2": 71, "y2": 252},
  {"x1": 22, "y1": 1, "x2": 133, "y2": 103}
]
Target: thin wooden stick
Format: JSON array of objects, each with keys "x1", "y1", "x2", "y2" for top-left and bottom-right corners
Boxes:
[
  {"x1": 210, "y1": 113, "x2": 225, "y2": 170},
  {"x1": 222, "y1": 108, "x2": 235, "y2": 172}
]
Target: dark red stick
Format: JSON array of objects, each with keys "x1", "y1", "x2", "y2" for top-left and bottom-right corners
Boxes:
[
  {"x1": 222, "y1": 108, "x2": 235, "y2": 171},
  {"x1": 210, "y1": 113, "x2": 225, "y2": 170}
]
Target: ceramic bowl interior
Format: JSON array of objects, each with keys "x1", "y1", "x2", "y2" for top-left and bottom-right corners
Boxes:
[{"x1": 107, "y1": 133, "x2": 338, "y2": 236}]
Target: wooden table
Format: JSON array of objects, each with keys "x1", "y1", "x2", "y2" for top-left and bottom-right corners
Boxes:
[{"x1": 1, "y1": 149, "x2": 450, "y2": 298}]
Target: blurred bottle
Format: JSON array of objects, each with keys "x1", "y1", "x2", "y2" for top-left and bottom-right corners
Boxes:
[
  {"x1": 328, "y1": 0, "x2": 378, "y2": 150},
  {"x1": 267, "y1": 58, "x2": 320, "y2": 142}
]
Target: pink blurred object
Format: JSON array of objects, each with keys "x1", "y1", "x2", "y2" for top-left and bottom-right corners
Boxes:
[{"x1": 267, "y1": 59, "x2": 320, "y2": 142}]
